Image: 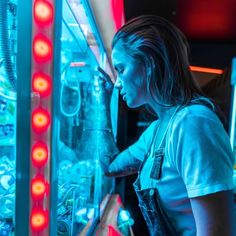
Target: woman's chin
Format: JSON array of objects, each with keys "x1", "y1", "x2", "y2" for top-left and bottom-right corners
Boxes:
[
  {"x1": 127, "y1": 100, "x2": 147, "y2": 109},
  {"x1": 125, "y1": 100, "x2": 132, "y2": 108},
  {"x1": 122, "y1": 96, "x2": 143, "y2": 108},
  {"x1": 125, "y1": 100, "x2": 139, "y2": 109}
]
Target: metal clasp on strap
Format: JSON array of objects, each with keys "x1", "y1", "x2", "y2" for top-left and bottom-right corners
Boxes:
[{"x1": 150, "y1": 148, "x2": 164, "y2": 180}]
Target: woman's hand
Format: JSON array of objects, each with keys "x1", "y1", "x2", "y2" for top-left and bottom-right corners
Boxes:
[{"x1": 94, "y1": 66, "x2": 114, "y2": 94}]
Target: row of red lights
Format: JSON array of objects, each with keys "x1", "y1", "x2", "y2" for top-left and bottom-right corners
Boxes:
[{"x1": 30, "y1": 0, "x2": 54, "y2": 232}]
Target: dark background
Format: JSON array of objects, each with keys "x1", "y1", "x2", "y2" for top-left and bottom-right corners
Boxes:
[{"x1": 124, "y1": 0, "x2": 236, "y2": 68}]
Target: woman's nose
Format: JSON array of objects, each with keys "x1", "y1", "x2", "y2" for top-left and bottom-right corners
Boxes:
[{"x1": 114, "y1": 78, "x2": 122, "y2": 89}]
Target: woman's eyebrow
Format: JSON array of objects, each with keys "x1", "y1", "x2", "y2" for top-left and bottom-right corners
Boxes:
[{"x1": 114, "y1": 63, "x2": 124, "y2": 71}]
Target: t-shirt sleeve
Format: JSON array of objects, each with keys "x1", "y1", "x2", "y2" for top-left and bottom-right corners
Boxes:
[
  {"x1": 168, "y1": 108, "x2": 234, "y2": 198},
  {"x1": 128, "y1": 120, "x2": 158, "y2": 161}
]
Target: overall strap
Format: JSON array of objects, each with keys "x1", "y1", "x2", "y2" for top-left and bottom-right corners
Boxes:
[
  {"x1": 150, "y1": 105, "x2": 182, "y2": 180},
  {"x1": 138, "y1": 105, "x2": 182, "y2": 174},
  {"x1": 137, "y1": 122, "x2": 160, "y2": 173},
  {"x1": 155, "y1": 105, "x2": 182, "y2": 152}
]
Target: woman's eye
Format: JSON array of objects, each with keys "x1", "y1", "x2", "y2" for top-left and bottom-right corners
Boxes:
[{"x1": 118, "y1": 68, "x2": 124, "y2": 74}]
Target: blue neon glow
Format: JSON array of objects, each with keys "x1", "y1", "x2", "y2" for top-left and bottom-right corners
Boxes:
[{"x1": 229, "y1": 58, "x2": 236, "y2": 149}]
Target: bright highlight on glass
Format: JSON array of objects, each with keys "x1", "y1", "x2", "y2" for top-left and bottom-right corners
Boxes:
[
  {"x1": 33, "y1": 35, "x2": 52, "y2": 62},
  {"x1": 32, "y1": 72, "x2": 52, "y2": 97},
  {"x1": 119, "y1": 209, "x2": 130, "y2": 221},
  {"x1": 34, "y1": 0, "x2": 53, "y2": 25},
  {"x1": 32, "y1": 108, "x2": 51, "y2": 133}
]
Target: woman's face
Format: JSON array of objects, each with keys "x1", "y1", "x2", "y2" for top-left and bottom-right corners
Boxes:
[{"x1": 111, "y1": 42, "x2": 148, "y2": 108}]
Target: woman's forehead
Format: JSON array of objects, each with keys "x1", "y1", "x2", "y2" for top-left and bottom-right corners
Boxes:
[{"x1": 112, "y1": 44, "x2": 130, "y2": 63}]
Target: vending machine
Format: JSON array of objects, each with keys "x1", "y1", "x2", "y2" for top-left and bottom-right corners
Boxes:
[{"x1": 0, "y1": 0, "x2": 133, "y2": 235}]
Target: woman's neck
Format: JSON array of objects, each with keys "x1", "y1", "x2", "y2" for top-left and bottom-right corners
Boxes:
[{"x1": 151, "y1": 103, "x2": 179, "y2": 121}]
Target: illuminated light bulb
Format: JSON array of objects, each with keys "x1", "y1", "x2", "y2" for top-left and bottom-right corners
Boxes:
[
  {"x1": 33, "y1": 35, "x2": 52, "y2": 62},
  {"x1": 32, "y1": 72, "x2": 52, "y2": 97},
  {"x1": 32, "y1": 142, "x2": 48, "y2": 167},
  {"x1": 32, "y1": 108, "x2": 50, "y2": 133},
  {"x1": 31, "y1": 176, "x2": 48, "y2": 200},
  {"x1": 32, "y1": 180, "x2": 45, "y2": 196},
  {"x1": 34, "y1": 0, "x2": 53, "y2": 25},
  {"x1": 31, "y1": 208, "x2": 48, "y2": 231}
]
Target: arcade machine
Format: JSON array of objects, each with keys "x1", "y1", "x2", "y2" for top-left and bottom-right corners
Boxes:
[{"x1": 0, "y1": 0, "x2": 133, "y2": 235}]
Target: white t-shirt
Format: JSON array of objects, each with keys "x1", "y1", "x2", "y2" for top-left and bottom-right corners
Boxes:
[{"x1": 128, "y1": 104, "x2": 234, "y2": 235}]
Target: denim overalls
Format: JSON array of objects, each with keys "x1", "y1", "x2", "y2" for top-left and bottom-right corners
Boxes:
[{"x1": 133, "y1": 109, "x2": 180, "y2": 236}]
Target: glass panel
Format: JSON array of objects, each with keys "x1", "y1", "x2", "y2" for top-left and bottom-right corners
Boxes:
[
  {"x1": 0, "y1": 0, "x2": 17, "y2": 235},
  {"x1": 230, "y1": 89, "x2": 236, "y2": 153},
  {"x1": 229, "y1": 58, "x2": 236, "y2": 190},
  {"x1": 57, "y1": 1, "x2": 116, "y2": 235},
  {"x1": 230, "y1": 85, "x2": 236, "y2": 189}
]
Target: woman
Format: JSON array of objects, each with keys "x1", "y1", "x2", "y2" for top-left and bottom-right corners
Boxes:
[{"x1": 99, "y1": 15, "x2": 235, "y2": 236}]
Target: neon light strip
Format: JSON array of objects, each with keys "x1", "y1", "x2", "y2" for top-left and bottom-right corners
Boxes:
[{"x1": 190, "y1": 66, "x2": 224, "y2": 74}]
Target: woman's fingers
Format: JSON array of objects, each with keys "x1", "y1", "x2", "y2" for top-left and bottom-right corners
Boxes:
[
  {"x1": 95, "y1": 66, "x2": 114, "y2": 91},
  {"x1": 97, "y1": 66, "x2": 111, "y2": 82}
]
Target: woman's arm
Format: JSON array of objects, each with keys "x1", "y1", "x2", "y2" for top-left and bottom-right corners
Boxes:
[
  {"x1": 190, "y1": 190, "x2": 235, "y2": 236},
  {"x1": 103, "y1": 148, "x2": 142, "y2": 177},
  {"x1": 100, "y1": 149, "x2": 141, "y2": 177},
  {"x1": 169, "y1": 108, "x2": 235, "y2": 235}
]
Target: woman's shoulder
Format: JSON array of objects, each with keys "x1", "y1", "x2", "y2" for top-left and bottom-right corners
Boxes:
[
  {"x1": 173, "y1": 102, "x2": 222, "y2": 130},
  {"x1": 141, "y1": 119, "x2": 159, "y2": 138},
  {"x1": 141, "y1": 119, "x2": 159, "y2": 131},
  {"x1": 167, "y1": 102, "x2": 230, "y2": 150},
  {"x1": 178, "y1": 99, "x2": 218, "y2": 119}
]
